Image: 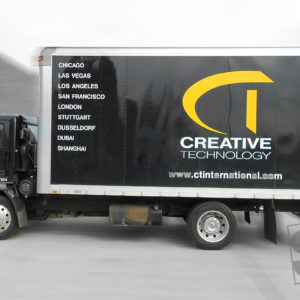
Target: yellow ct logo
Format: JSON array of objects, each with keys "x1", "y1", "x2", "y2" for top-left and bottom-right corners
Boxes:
[{"x1": 182, "y1": 71, "x2": 274, "y2": 135}]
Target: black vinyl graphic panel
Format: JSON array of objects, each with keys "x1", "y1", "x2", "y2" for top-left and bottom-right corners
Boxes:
[{"x1": 51, "y1": 56, "x2": 300, "y2": 189}]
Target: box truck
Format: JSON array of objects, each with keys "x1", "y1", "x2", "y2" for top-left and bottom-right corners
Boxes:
[{"x1": 1, "y1": 47, "x2": 300, "y2": 249}]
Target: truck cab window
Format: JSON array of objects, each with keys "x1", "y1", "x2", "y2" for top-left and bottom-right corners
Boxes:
[{"x1": 0, "y1": 123, "x2": 4, "y2": 149}]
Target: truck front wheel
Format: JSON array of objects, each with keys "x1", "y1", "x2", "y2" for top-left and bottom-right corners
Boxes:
[
  {"x1": 188, "y1": 202, "x2": 236, "y2": 250},
  {"x1": 0, "y1": 196, "x2": 17, "y2": 240}
]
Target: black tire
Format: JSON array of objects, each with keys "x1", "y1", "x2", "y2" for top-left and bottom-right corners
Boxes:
[
  {"x1": 0, "y1": 196, "x2": 17, "y2": 240},
  {"x1": 188, "y1": 201, "x2": 236, "y2": 250}
]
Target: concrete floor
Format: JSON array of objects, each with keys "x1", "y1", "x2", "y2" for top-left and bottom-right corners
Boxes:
[{"x1": 0, "y1": 212, "x2": 299, "y2": 299}]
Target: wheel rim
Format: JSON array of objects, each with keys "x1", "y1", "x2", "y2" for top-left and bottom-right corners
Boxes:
[
  {"x1": 0, "y1": 204, "x2": 12, "y2": 233},
  {"x1": 197, "y1": 210, "x2": 229, "y2": 243}
]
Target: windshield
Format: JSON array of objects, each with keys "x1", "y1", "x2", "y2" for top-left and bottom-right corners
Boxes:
[
  {"x1": 28, "y1": 125, "x2": 38, "y2": 142},
  {"x1": 24, "y1": 116, "x2": 38, "y2": 141}
]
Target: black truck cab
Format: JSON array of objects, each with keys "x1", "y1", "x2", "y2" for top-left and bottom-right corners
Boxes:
[
  {"x1": 0, "y1": 115, "x2": 37, "y2": 184},
  {"x1": 0, "y1": 115, "x2": 37, "y2": 238}
]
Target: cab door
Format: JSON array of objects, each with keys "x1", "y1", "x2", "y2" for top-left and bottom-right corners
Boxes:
[{"x1": 0, "y1": 121, "x2": 10, "y2": 182}]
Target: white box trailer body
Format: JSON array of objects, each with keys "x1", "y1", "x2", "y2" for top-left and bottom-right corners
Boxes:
[{"x1": 38, "y1": 47, "x2": 300, "y2": 200}]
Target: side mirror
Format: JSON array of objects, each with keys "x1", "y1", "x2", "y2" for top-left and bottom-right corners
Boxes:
[{"x1": 19, "y1": 128, "x2": 30, "y2": 141}]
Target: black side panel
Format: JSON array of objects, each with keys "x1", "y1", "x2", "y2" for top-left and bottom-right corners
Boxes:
[
  {"x1": 51, "y1": 56, "x2": 300, "y2": 189},
  {"x1": 51, "y1": 56, "x2": 125, "y2": 185}
]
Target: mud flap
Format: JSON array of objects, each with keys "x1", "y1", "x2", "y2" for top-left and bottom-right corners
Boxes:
[
  {"x1": 4, "y1": 190, "x2": 28, "y2": 228},
  {"x1": 244, "y1": 211, "x2": 251, "y2": 224},
  {"x1": 264, "y1": 200, "x2": 277, "y2": 244}
]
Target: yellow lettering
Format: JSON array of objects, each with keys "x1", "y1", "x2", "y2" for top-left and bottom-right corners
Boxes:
[
  {"x1": 246, "y1": 90, "x2": 257, "y2": 134},
  {"x1": 182, "y1": 71, "x2": 274, "y2": 135}
]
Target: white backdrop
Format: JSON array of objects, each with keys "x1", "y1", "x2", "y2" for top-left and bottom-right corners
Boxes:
[{"x1": 1, "y1": 0, "x2": 300, "y2": 69}]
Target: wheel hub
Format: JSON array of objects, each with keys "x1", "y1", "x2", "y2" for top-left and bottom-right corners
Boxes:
[
  {"x1": 0, "y1": 205, "x2": 11, "y2": 233},
  {"x1": 203, "y1": 216, "x2": 221, "y2": 234},
  {"x1": 197, "y1": 210, "x2": 230, "y2": 243}
]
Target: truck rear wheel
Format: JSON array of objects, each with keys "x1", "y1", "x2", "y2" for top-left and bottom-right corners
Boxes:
[
  {"x1": 188, "y1": 202, "x2": 236, "y2": 250},
  {"x1": 0, "y1": 196, "x2": 17, "y2": 240}
]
